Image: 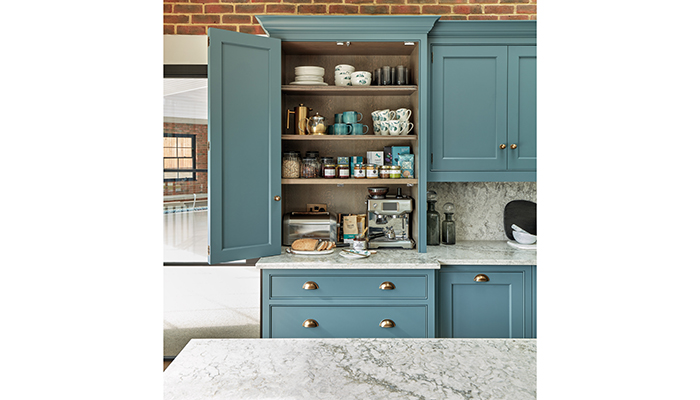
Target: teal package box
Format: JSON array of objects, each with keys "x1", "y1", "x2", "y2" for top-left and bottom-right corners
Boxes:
[
  {"x1": 337, "y1": 156, "x2": 349, "y2": 165},
  {"x1": 350, "y1": 156, "x2": 363, "y2": 173},
  {"x1": 392, "y1": 146, "x2": 411, "y2": 165}
]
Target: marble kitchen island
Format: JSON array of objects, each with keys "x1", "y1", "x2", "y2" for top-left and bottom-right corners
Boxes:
[{"x1": 163, "y1": 338, "x2": 536, "y2": 400}]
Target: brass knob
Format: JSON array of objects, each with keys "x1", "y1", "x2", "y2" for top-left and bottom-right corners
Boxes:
[
  {"x1": 379, "y1": 281, "x2": 395, "y2": 290},
  {"x1": 302, "y1": 281, "x2": 318, "y2": 290},
  {"x1": 274, "y1": 196, "x2": 281, "y2": 201},
  {"x1": 302, "y1": 319, "x2": 318, "y2": 328},
  {"x1": 510, "y1": 144, "x2": 517, "y2": 149},
  {"x1": 474, "y1": 274, "x2": 490, "y2": 282},
  {"x1": 499, "y1": 144, "x2": 506, "y2": 149},
  {"x1": 379, "y1": 319, "x2": 395, "y2": 328}
]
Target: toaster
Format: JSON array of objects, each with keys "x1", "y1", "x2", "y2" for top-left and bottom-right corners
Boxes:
[{"x1": 283, "y1": 212, "x2": 337, "y2": 246}]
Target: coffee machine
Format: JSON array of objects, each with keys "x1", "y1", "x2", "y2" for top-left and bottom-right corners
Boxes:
[{"x1": 366, "y1": 187, "x2": 414, "y2": 249}]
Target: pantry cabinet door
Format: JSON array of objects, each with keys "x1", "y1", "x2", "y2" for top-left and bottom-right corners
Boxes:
[
  {"x1": 507, "y1": 46, "x2": 537, "y2": 171},
  {"x1": 208, "y1": 28, "x2": 282, "y2": 264}
]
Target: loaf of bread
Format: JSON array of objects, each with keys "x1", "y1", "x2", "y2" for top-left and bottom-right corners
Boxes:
[{"x1": 291, "y1": 238, "x2": 320, "y2": 251}]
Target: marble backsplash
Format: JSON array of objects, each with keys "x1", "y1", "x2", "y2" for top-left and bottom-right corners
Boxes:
[{"x1": 426, "y1": 182, "x2": 537, "y2": 241}]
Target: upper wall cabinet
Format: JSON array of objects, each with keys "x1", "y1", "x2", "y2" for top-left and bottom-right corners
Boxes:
[
  {"x1": 208, "y1": 16, "x2": 440, "y2": 263},
  {"x1": 427, "y1": 21, "x2": 536, "y2": 182}
]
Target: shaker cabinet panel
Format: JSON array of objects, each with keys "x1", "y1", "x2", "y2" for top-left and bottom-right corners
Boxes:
[
  {"x1": 507, "y1": 46, "x2": 537, "y2": 171},
  {"x1": 208, "y1": 28, "x2": 282, "y2": 263},
  {"x1": 438, "y1": 265, "x2": 534, "y2": 339},
  {"x1": 430, "y1": 46, "x2": 508, "y2": 172}
]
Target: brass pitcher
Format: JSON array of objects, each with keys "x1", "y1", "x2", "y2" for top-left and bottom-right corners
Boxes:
[{"x1": 286, "y1": 104, "x2": 311, "y2": 135}]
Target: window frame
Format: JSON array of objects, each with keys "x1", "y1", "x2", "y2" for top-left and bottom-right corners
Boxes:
[{"x1": 163, "y1": 132, "x2": 197, "y2": 182}]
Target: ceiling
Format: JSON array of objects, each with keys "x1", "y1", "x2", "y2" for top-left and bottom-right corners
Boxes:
[{"x1": 163, "y1": 78, "x2": 208, "y2": 121}]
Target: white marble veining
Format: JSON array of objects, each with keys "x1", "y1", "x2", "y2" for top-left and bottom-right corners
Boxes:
[
  {"x1": 164, "y1": 338, "x2": 536, "y2": 400},
  {"x1": 256, "y1": 247, "x2": 441, "y2": 269},
  {"x1": 256, "y1": 241, "x2": 535, "y2": 269},
  {"x1": 427, "y1": 182, "x2": 537, "y2": 241}
]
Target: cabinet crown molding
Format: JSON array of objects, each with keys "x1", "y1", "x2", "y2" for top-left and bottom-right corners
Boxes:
[
  {"x1": 429, "y1": 21, "x2": 536, "y2": 42},
  {"x1": 257, "y1": 15, "x2": 440, "y2": 40}
]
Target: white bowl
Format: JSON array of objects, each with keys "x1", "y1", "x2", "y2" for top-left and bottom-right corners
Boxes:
[
  {"x1": 335, "y1": 80, "x2": 352, "y2": 86},
  {"x1": 335, "y1": 64, "x2": 355, "y2": 73},
  {"x1": 295, "y1": 66, "x2": 324, "y2": 76},
  {"x1": 351, "y1": 71, "x2": 371, "y2": 79},
  {"x1": 513, "y1": 230, "x2": 537, "y2": 245}
]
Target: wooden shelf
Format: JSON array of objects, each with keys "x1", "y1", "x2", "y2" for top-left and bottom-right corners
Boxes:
[
  {"x1": 282, "y1": 134, "x2": 416, "y2": 141},
  {"x1": 281, "y1": 85, "x2": 417, "y2": 96},
  {"x1": 282, "y1": 178, "x2": 417, "y2": 185}
]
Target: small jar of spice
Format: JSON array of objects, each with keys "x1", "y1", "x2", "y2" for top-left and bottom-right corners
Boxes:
[
  {"x1": 353, "y1": 163, "x2": 366, "y2": 179},
  {"x1": 365, "y1": 164, "x2": 379, "y2": 179},
  {"x1": 323, "y1": 163, "x2": 337, "y2": 178},
  {"x1": 337, "y1": 164, "x2": 350, "y2": 179}
]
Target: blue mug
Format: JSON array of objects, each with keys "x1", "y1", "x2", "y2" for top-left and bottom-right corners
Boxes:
[
  {"x1": 333, "y1": 123, "x2": 352, "y2": 135},
  {"x1": 342, "y1": 111, "x2": 363, "y2": 123},
  {"x1": 334, "y1": 113, "x2": 344, "y2": 123},
  {"x1": 350, "y1": 123, "x2": 369, "y2": 135}
]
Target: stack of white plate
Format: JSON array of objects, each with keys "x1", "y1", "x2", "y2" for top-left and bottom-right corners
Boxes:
[{"x1": 291, "y1": 66, "x2": 327, "y2": 86}]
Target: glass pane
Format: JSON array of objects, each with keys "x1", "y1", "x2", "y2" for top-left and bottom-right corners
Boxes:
[
  {"x1": 163, "y1": 77, "x2": 208, "y2": 262},
  {"x1": 164, "y1": 147, "x2": 177, "y2": 157},
  {"x1": 179, "y1": 159, "x2": 193, "y2": 169},
  {"x1": 164, "y1": 159, "x2": 178, "y2": 169}
]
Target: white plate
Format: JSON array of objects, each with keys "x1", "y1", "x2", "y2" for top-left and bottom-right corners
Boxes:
[
  {"x1": 295, "y1": 66, "x2": 324, "y2": 75},
  {"x1": 506, "y1": 240, "x2": 536, "y2": 250},
  {"x1": 290, "y1": 81, "x2": 328, "y2": 86},
  {"x1": 339, "y1": 249, "x2": 370, "y2": 259},
  {"x1": 286, "y1": 248, "x2": 335, "y2": 255},
  {"x1": 295, "y1": 75, "x2": 324, "y2": 81}
]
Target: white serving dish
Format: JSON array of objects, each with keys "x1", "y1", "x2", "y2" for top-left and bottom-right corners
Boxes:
[
  {"x1": 295, "y1": 75, "x2": 324, "y2": 82},
  {"x1": 294, "y1": 66, "x2": 324, "y2": 76}
]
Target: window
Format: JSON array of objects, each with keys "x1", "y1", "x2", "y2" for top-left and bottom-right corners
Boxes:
[{"x1": 163, "y1": 133, "x2": 196, "y2": 181}]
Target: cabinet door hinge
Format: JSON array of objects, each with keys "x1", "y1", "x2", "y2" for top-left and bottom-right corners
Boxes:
[
  {"x1": 207, "y1": 141, "x2": 211, "y2": 151},
  {"x1": 431, "y1": 153, "x2": 433, "y2": 166},
  {"x1": 431, "y1": 52, "x2": 433, "y2": 63},
  {"x1": 208, "y1": 245, "x2": 210, "y2": 255},
  {"x1": 207, "y1": 37, "x2": 210, "y2": 47}
]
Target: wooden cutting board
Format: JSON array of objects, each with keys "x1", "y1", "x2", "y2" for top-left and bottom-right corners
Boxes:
[{"x1": 503, "y1": 200, "x2": 537, "y2": 240}]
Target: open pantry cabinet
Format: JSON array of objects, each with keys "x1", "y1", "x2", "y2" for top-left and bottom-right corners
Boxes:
[{"x1": 208, "y1": 16, "x2": 439, "y2": 264}]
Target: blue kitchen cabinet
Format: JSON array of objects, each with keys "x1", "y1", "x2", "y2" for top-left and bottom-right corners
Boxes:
[
  {"x1": 208, "y1": 16, "x2": 440, "y2": 263},
  {"x1": 438, "y1": 265, "x2": 536, "y2": 338},
  {"x1": 261, "y1": 269, "x2": 437, "y2": 338},
  {"x1": 427, "y1": 21, "x2": 536, "y2": 182}
]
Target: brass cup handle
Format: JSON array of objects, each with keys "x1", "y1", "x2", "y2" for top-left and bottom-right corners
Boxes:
[
  {"x1": 302, "y1": 281, "x2": 319, "y2": 290},
  {"x1": 274, "y1": 196, "x2": 281, "y2": 201},
  {"x1": 499, "y1": 144, "x2": 506, "y2": 149},
  {"x1": 302, "y1": 319, "x2": 318, "y2": 328},
  {"x1": 379, "y1": 319, "x2": 395, "y2": 328},
  {"x1": 510, "y1": 144, "x2": 517, "y2": 149},
  {"x1": 379, "y1": 281, "x2": 395, "y2": 290},
  {"x1": 474, "y1": 274, "x2": 490, "y2": 282}
]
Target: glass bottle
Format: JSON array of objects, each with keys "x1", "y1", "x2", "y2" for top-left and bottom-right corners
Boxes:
[
  {"x1": 426, "y1": 190, "x2": 440, "y2": 246},
  {"x1": 441, "y1": 202, "x2": 456, "y2": 245}
]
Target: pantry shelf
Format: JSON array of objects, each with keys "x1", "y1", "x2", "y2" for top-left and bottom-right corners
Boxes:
[
  {"x1": 282, "y1": 178, "x2": 418, "y2": 185},
  {"x1": 282, "y1": 134, "x2": 416, "y2": 141},
  {"x1": 281, "y1": 85, "x2": 417, "y2": 96}
]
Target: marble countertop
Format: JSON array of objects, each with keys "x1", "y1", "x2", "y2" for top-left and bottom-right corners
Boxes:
[
  {"x1": 163, "y1": 338, "x2": 536, "y2": 400},
  {"x1": 256, "y1": 240, "x2": 536, "y2": 269}
]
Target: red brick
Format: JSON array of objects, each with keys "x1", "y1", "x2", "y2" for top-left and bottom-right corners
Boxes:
[
  {"x1": 282, "y1": 0, "x2": 313, "y2": 3},
  {"x1": 360, "y1": 5, "x2": 390, "y2": 14},
  {"x1": 205, "y1": 4, "x2": 235, "y2": 13},
  {"x1": 484, "y1": 5, "x2": 514, "y2": 13},
  {"x1": 453, "y1": 5, "x2": 482, "y2": 14},
  {"x1": 437, "y1": 0, "x2": 469, "y2": 3},
  {"x1": 376, "y1": 0, "x2": 405, "y2": 4},
  {"x1": 267, "y1": 4, "x2": 296, "y2": 12},
  {"x1": 164, "y1": 15, "x2": 189, "y2": 24},
  {"x1": 223, "y1": 14, "x2": 251, "y2": 24},
  {"x1": 189, "y1": 0, "x2": 210, "y2": 3},
  {"x1": 391, "y1": 5, "x2": 421, "y2": 14},
  {"x1": 517, "y1": 5, "x2": 537, "y2": 14},
  {"x1": 468, "y1": 15, "x2": 497, "y2": 20},
  {"x1": 469, "y1": 0, "x2": 494, "y2": 3},
  {"x1": 164, "y1": 25, "x2": 175, "y2": 34},
  {"x1": 177, "y1": 25, "x2": 207, "y2": 35},
  {"x1": 164, "y1": 4, "x2": 172, "y2": 13},
  {"x1": 192, "y1": 14, "x2": 220, "y2": 24},
  {"x1": 213, "y1": 25, "x2": 239, "y2": 32},
  {"x1": 345, "y1": 0, "x2": 371, "y2": 3},
  {"x1": 407, "y1": 0, "x2": 436, "y2": 4},
  {"x1": 240, "y1": 25, "x2": 266, "y2": 35},
  {"x1": 253, "y1": 0, "x2": 280, "y2": 2},
  {"x1": 500, "y1": 0, "x2": 529, "y2": 3},
  {"x1": 439, "y1": 15, "x2": 467, "y2": 20},
  {"x1": 499, "y1": 15, "x2": 529, "y2": 20},
  {"x1": 422, "y1": 5, "x2": 451, "y2": 13},
  {"x1": 298, "y1": 4, "x2": 327, "y2": 13},
  {"x1": 236, "y1": 4, "x2": 265, "y2": 13},
  {"x1": 221, "y1": 0, "x2": 249, "y2": 3},
  {"x1": 173, "y1": 4, "x2": 202, "y2": 13},
  {"x1": 329, "y1": 5, "x2": 359, "y2": 13}
]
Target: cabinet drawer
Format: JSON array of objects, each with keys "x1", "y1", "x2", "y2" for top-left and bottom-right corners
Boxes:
[
  {"x1": 269, "y1": 274, "x2": 428, "y2": 299},
  {"x1": 270, "y1": 306, "x2": 428, "y2": 338}
]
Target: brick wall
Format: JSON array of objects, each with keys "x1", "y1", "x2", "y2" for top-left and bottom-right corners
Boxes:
[
  {"x1": 164, "y1": 0, "x2": 537, "y2": 35},
  {"x1": 163, "y1": 122, "x2": 209, "y2": 197}
]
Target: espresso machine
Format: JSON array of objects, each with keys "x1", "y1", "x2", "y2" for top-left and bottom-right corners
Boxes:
[{"x1": 366, "y1": 187, "x2": 415, "y2": 249}]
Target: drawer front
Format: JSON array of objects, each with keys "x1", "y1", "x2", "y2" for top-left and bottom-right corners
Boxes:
[
  {"x1": 270, "y1": 306, "x2": 428, "y2": 338},
  {"x1": 269, "y1": 274, "x2": 428, "y2": 299}
]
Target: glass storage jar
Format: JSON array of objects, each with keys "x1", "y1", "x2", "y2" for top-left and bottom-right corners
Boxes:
[
  {"x1": 282, "y1": 151, "x2": 301, "y2": 178},
  {"x1": 301, "y1": 156, "x2": 318, "y2": 178},
  {"x1": 337, "y1": 164, "x2": 350, "y2": 179},
  {"x1": 365, "y1": 164, "x2": 378, "y2": 179},
  {"x1": 353, "y1": 163, "x2": 366, "y2": 179},
  {"x1": 379, "y1": 165, "x2": 391, "y2": 179},
  {"x1": 323, "y1": 163, "x2": 337, "y2": 179},
  {"x1": 389, "y1": 165, "x2": 401, "y2": 179}
]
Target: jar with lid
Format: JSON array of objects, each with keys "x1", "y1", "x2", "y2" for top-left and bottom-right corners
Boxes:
[
  {"x1": 353, "y1": 163, "x2": 366, "y2": 179},
  {"x1": 337, "y1": 164, "x2": 350, "y2": 179},
  {"x1": 322, "y1": 163, "x2": 337, "y2": 179},
  {"x1": 282, "y1": 151, "x2": 301, "y2": 178},
  {"x1": 379, "y1": 165, "x2": 391, "y2": 179},
  {"x1": 365, "y1": 164, "x2": 379, "y2": 179},
  {"x1": 301, "y1": 156, "x2": 319, "y2": 178},
  {"x1": 389, "y1": 165, "x2": 401, "y2": 179}
]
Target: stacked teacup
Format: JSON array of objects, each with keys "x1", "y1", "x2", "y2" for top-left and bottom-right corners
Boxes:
[
  {"x1": 371, "y1": 108, "x2": 414, "y2": 136},
  {"x1": 335, "y1": 64, "x2": 354, "y2": 86}
]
